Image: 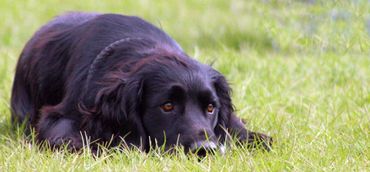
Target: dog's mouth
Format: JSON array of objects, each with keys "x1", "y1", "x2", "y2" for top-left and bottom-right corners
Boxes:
[
  {"x1": 156, "y1": 140, "x2": 221, "y2": 157},
  {"x1": 189, "y1": 140, "x2": 218, "y2": 157},
  {"x1": 147, "y1": 135, "x2": 225, "y2": 157}
]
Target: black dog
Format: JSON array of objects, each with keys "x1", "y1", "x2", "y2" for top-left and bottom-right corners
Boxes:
[{"x1": 11, "y1": 12, "x2": 271, "y2": 155}]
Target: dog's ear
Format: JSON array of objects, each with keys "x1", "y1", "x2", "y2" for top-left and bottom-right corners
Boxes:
[
  {"x1": 212, "y1": 72, "x2": 272, "y2": 150},
  {"x1": 211, "y1": 72, "x2": 239, "y2": 140},
  {"x1": 81, "y1": 74, "x2": 148, "y2": 150},
  {"x1": 118, "y1": 76, "x2": 148, "y2": 149},
  {"x1": 79, "y1": 38, "x2": 156, "y2": 150}
]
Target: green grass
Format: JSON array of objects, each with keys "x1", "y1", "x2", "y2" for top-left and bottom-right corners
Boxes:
[{"x1": 0, "y1": 0, "x2": 369, "y2": 171}]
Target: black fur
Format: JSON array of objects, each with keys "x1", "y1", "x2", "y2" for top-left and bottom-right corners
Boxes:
[{"x1": 11, "y1": 12, "x2": 272, "y2": 152}]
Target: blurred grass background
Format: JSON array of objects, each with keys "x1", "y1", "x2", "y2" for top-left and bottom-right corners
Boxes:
[{"x1": 0, "y1": 0, "x2": 369, "y2": 171}]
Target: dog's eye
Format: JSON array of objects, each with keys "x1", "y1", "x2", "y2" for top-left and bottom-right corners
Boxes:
[
  {"x1": 160, "y1": 102, "x2": 174, "y2": 112},
  {"x1": 207, "y1": 104, "x2": 215, "y2": 114}
]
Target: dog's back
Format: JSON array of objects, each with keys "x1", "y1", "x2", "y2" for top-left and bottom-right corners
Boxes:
[
  {"x1": 11, "y1": 12, "x2": 181, "y2": 128},
  {"x1": 11, "y1": 12, "x2": 99, "y2": 126}
]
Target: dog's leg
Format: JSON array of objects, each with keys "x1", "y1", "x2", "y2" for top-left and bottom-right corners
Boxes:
[
  {"x1": 37, "y1": 106, "x2": 82, "y2": 150},
  {"x1": 10, "y1": 69, "x2": 35, "y2": 132}
]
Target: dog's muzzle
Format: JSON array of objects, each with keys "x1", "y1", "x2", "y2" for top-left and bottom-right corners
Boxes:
[{"x1": 189, "y1": 141, "x2": 218, "y2": 157}]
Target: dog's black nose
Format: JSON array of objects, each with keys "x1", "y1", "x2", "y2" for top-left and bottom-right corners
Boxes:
[{"x1": 190, "y1": 141, "x2": 217, "y2": 157}]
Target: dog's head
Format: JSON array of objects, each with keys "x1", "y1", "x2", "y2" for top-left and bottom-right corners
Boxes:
[
  {"x1": 135, "y1": 55, "x2": 228, "y2": 153},
  {"x1": 82, "y1": 39, "x2": 270, "y2": 155}
]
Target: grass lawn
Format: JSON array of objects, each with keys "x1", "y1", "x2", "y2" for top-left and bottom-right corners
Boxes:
[{"x1": 0, "y1": 0, "x2": 369, "y2": 171}]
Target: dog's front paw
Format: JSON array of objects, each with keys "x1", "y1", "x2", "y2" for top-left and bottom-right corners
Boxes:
[{"x1": 49, "y1": 135, "x2": 83, "y2": 151}]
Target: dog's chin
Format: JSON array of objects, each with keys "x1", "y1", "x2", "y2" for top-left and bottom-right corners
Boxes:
[
  {"x1": 163, "y1": 141, "x2": 221, "y2": 157},
  {"x1": 147, "y1": 140, "x2": 221, "y2": 157}
]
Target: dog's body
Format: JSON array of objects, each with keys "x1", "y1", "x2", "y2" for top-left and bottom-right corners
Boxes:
[{"x1": 11, "y1": 12, "x2": 271, "y2": 153}]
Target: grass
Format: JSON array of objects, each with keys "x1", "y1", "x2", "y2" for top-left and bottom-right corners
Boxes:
[{"x1": 0, "y1": 0, "x2": 369, "y2": 171}]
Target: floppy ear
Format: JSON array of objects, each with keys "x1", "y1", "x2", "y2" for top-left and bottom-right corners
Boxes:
[
  {"x1": 118, "y1": 77, "x2": 148, "y2": 149},
  {"x1": 212, "y1": 73, "x2": 272, "y2": 150},
  {"x1": 80, "y1": 74, "x2": 148, "y2": 150},
  {"x1": 79, "y1": 38, "x2": 155, "y2": 150}
]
